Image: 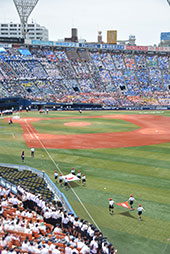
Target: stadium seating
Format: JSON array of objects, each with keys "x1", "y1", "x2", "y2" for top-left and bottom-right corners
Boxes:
[
  {"x1": 0, "y1": 166, "x2": 53, "y2": 201},
  {"x1": 0, "y1": 47, "x2": 170, "y2": 106},
  {"x1": 0, "y1": 166, "x2": 117, "y2": 253}
]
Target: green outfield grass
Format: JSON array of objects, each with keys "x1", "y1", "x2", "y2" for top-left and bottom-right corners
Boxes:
[{"x1": 0, "y1": 110, "x2": 170, "y2": 254}]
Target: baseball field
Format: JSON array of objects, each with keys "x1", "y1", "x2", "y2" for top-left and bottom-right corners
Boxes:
[{"x1": 0, "y1": 110, "x2": 170, "y2": 254}]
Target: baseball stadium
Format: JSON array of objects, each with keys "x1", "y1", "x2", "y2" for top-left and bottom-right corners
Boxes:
[{"x1": 0, "y1": 1, "x2": 170, "y2": 254}]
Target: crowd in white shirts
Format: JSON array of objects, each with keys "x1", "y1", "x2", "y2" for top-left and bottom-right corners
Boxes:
[{"x1": 0, "y1": 185, "x2": 117, "y2": 254}]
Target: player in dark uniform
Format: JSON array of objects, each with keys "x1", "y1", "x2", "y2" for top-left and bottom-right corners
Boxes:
[
  {"x1": 21, "y1": 151, "x2": 25, "y2": 162},
  {"x1": 59, "y1": 174, "x2": 63, "y2": 187}
]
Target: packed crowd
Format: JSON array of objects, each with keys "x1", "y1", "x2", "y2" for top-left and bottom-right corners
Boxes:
[
  {"x1": 0, "y1": 185, "x2": 117, "y2": 253},
  {"x1": 0, "y1": 46, "x2": 170, "y2": 106}
]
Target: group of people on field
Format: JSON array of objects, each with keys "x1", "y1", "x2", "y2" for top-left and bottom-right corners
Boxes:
[
  {"x1": 21, "y1": 148, "x2": 35, "y2": 163},
  {"x1": 109, "y1": 195, "x2": 145, "y2": 222},
  {"x1": 54, "y1": 168, "x2": 86, "y2": 190}
]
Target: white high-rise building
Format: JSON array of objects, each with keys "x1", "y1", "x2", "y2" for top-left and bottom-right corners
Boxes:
[{"x1": 0, "y1": 22, "x2": 48, "y2": 41}]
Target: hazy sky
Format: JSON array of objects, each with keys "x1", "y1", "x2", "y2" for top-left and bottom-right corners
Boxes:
[{"x1": 1, "y1": 0, "x2": 170, "y2": 45}]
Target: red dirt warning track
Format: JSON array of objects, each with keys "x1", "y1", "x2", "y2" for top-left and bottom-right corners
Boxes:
[{"x1": 16, "y1": 115, "x2": 170, "y2": 149}]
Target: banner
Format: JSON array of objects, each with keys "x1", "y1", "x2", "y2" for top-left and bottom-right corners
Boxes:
[
  {"x1": 148, "y1": 46, "x2": 170, "y2": 52},
  {"x1": 55, "y1": 42, "x2": 78, "y2": 48},
  {"x1": 116, "y1": 201, "x2": 130, "y2": 209},
  {"x1": 63, "y1": 173, "x2": 80, "y2": 182},
  {"x1": 125, "y1": 45, "x2": 148, "y2": 51},
  {"x1": 101, "y1": 44, "x2": 124, "y2": 50},
  {"x1": 28, "y1": 40, "x2": 170, "y2": 52},
  {"x1": 32, "y1": 40, "x2": 54, "y2": 46}
]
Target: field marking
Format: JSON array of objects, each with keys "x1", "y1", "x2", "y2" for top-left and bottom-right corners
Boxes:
[
  {"x1": 12, "y1": 133, "x2": 15, "y2": 139},
  {"x1": 26, "y1": 128, "x2": 33, "y2": 139},
  {"x1": 24, "y1": 119, "x2": 101, "y2": 230},
  {"x1": 25, "y1": 120, "x2": 33, "y2": 139}
]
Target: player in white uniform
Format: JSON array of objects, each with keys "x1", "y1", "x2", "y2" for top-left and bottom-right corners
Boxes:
[
  {"x1": 137, "y1": 204, "x2": 145, "y2": 221},
  {"x1": 59, "y1": 174, "x2": 63, "y2": 187},
  {"x1": 82, "y1": 174, "x2": 86, "y2": 186},
  {"x1": 54, "y1": 171, "x2": 58, "y2": 183},
  {"x1": 71, "y1": 168, "x2": 75, "y2": 175},
  {"x1": 77, "y1": 170, "x2": 81, "y2": 180},
  {"x1": 109, "y1": 198, "x2": 114, "y2": 215},
  {"x1": 128, "y1": 194, "x2": 136, "y2": 209},
  {"x1": 64, "y1": 177, "x2": 68, "y2": 190}
]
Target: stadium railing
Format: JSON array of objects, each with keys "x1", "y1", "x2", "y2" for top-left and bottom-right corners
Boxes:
[{"x1": 0, "y1": 163, "x2": 76, "y2": 216}]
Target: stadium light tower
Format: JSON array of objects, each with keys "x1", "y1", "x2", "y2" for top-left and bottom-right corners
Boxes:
[{"x1": 13, "y1": 0, "x2": 39, "y2": 39}]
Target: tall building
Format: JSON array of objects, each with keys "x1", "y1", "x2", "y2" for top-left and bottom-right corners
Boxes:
[{"x1": 0, "y1": 22, "x2": 48, "y2": 41}]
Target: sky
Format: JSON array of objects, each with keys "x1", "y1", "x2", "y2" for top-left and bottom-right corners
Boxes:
[{"x1": 0, "y1": 0, "x2": 170, "y2": 46}]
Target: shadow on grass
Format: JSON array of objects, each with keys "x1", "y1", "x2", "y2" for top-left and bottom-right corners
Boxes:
[
  {"x1": 68, "y1": 182, "x2": 82, "y2": 188},
  {"x1": 119, "y1": 211, "x2": 137, "y2": 219}
]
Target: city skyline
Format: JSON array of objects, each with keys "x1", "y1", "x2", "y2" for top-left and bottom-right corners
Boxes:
[{"x1": 0, "y1": 0, "x2": 170, "y2": 45}]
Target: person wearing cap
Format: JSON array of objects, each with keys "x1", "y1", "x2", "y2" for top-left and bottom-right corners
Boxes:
[
  {"x1": 90, "y1": 237, "x2": 99, "y2": 254},
  {"x1": 127, "y1": 194, "x2": 136, "y2": 209},
  {"x1": 82, "y1": 174, "x2": 86, "y2": 186},
  {"x1": 102, "y1": 242, "x2": 109, "y2": 254},
  {"x1": 81, "y1": 221, "x2": 88, "y2": 238},
  {"x1": 71, "y1": 244, "x2": 79, "y2": 254},
  {"x1": 41, "y1": 244, "x2": 49, "y2": 254},
  {"x1": 64, "y1": 177, "x2": 69, "y2": 190},
  {"x1": 71, "y1": 168, "x2": 75, "y2": 175},
  {"x1": 77, "y1": 170, "x2": 81, "y2": 180},
  {"x1": 59, "y1": 174, "x2": 63, "y2": 187},
  {"x1": 137, "y1": 204, "x2": 145, "y2": 222},
  {"x1": 109, "y1": 198, "x2": 114, "y2": 215}
]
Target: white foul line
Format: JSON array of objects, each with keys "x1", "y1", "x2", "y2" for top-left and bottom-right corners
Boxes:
[
  {"x1": 26, "y1": 128, "x2": 33, "y2": 139},
  {"x1": 24, "y1": 120, "x2": 33, "y2": 139},
  {"x1": 24, "y1": 119, "x2": 101, "y2": 230}
]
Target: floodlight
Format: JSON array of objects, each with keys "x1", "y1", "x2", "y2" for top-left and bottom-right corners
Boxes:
[{"x1": 13, "y1": 0, "x2": 39, "y2": 39}]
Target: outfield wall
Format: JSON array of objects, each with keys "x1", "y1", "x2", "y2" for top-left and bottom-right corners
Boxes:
[
  {"x1": 1, "y1": 97, "x2": 170, "y2": 111},
  {"x1": 0, "y1": 163, "x2": 76, "y2": 216}
]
